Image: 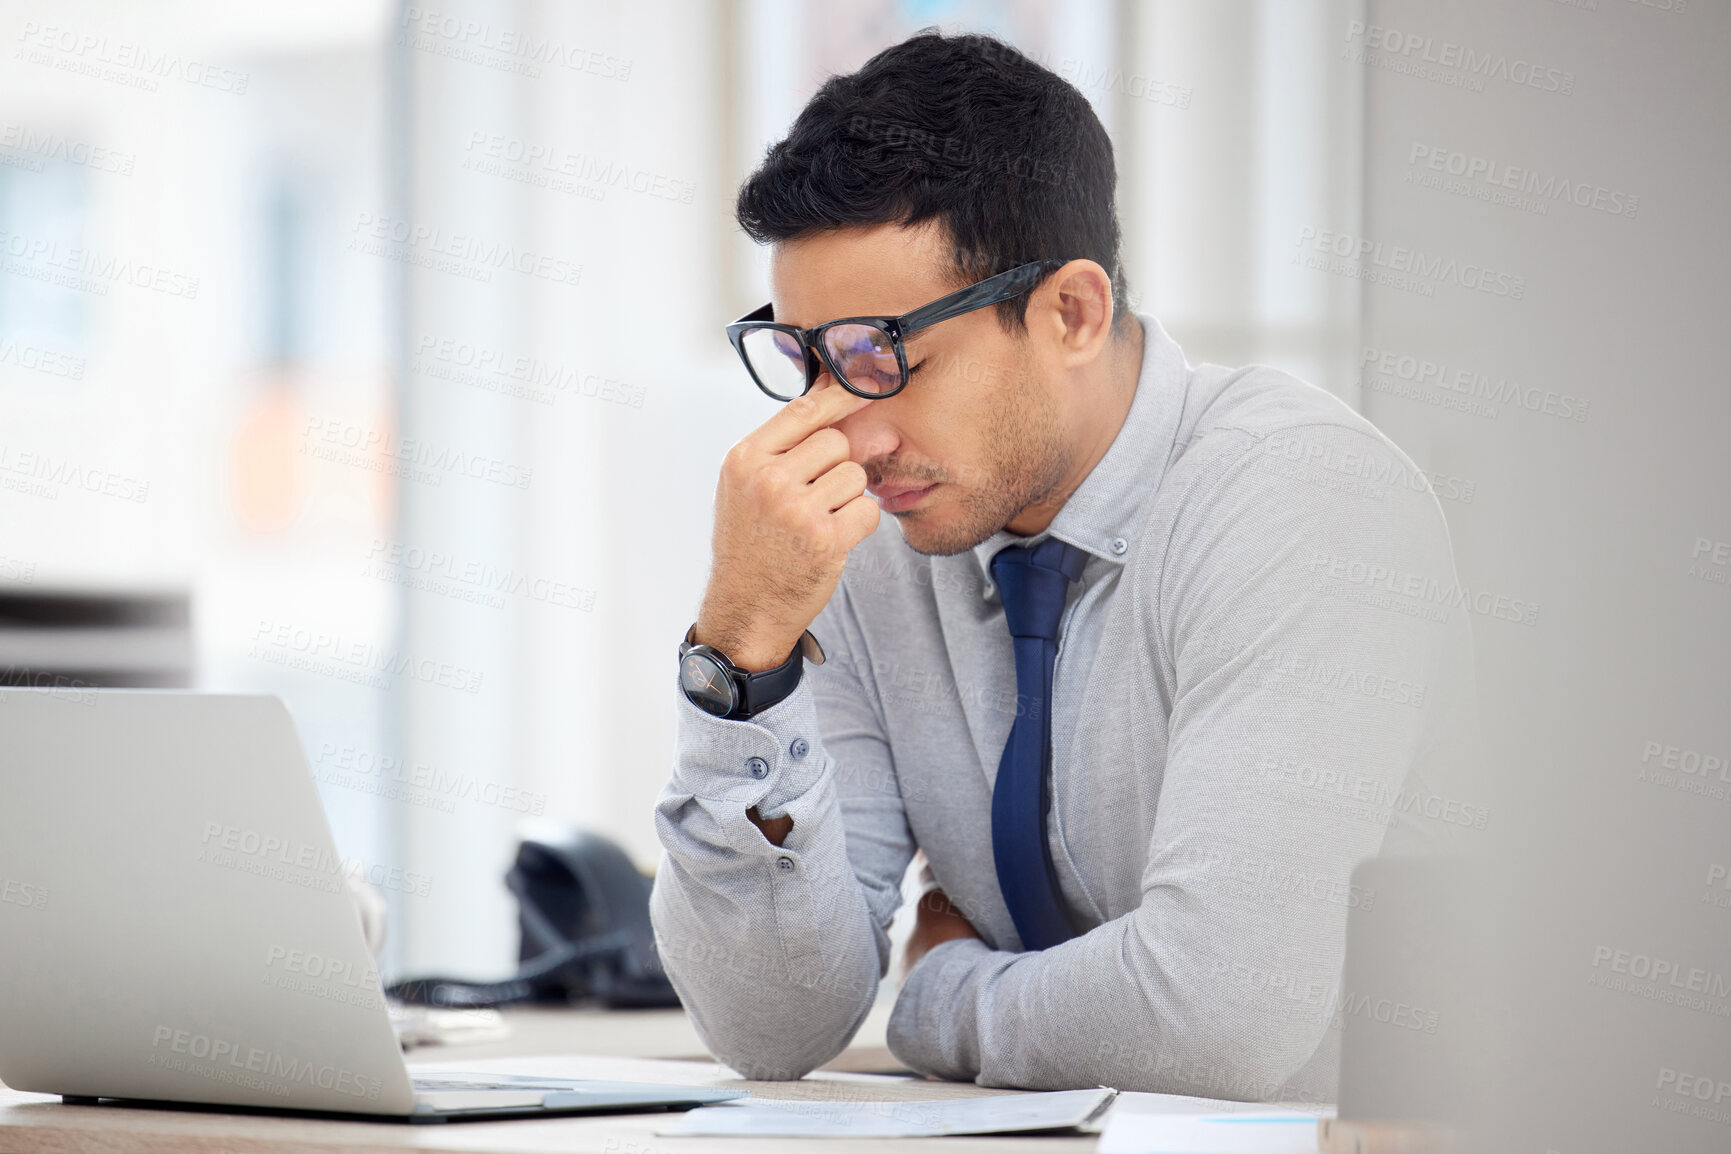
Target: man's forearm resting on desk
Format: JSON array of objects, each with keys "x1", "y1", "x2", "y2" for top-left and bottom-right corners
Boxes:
[{"x1": 650, "y1": 645, "x2": 1375, "y2": 1095}]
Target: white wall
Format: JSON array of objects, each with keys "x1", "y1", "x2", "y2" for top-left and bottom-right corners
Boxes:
[{"x1": 1352, "y1": 1, "x2": 1729, "y2": 1147}]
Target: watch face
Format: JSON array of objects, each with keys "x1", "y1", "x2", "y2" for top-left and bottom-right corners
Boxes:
[{"x1": 680, "y1": 650, "x2": 737, "y2": 716}]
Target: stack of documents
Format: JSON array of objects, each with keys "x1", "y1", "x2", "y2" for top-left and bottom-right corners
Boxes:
[
  {"x1": 660, "y1": 1085, "x2": 1332, "y2": 1148},
  {"x1": 658, "y1": 1087, "x2": 1116, "y2": 1138}
]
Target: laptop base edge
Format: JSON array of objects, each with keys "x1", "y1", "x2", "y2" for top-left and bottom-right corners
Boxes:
[{"x1": 48, "y1": 1092, "x2": 715, "y2": 1125}]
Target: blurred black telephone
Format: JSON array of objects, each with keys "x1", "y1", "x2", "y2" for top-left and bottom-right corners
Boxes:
[{"x1": 386, "y1": 827, "x2": 680, "y2": 1009}]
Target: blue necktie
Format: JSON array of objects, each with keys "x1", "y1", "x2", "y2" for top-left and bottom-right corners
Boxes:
[{"x1": 989, "y1": 536, "x2": 1089, "y2": 951}]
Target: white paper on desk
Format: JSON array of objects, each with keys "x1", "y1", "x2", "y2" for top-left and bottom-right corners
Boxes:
[
  {"x1": 657, "y1": 1087, "x2": 1115, "y2": 1137},
  {"x1": 1097, "y1": 1107, "x2": 1331, "y2": 1153}
]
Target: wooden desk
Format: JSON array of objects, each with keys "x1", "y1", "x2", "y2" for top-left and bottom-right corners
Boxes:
[{"x1": 0, "y1": 1004, "x2": 1100, "y2": 1153}]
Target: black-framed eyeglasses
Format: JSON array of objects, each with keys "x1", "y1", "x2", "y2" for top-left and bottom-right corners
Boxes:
[{"x1": 725, "y1": 258, "x2": 1069, "y2": 402}]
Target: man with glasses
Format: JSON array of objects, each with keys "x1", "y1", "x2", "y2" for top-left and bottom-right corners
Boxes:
[{"x1": 650, "y1": 30, "x2": 1480, "y2": 1101}]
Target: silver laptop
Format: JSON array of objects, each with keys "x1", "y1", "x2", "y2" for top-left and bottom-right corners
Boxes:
[{"x1": 0, "y1": 688, "x2": 743, "y2": 1121}]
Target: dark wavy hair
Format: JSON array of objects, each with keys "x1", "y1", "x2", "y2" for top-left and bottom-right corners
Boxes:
[{"x1": 735, "y1": 28, "x2": 1129, "y2": 335}]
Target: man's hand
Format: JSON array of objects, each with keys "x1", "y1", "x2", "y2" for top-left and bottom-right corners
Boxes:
[
  {"x1": 695, "y1": 383, "x2": 879, "y2": 672},
  {"x1": 903, "y1": 887, "x2": 981, "y2": 975},
  {"x1": 746, "y1": 805, "x2": 793, "y2": 846}
]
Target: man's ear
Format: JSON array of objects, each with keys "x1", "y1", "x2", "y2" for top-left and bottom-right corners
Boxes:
[{"x1": 1035, "y1": 260, "x2": 1115, "y2": 367}]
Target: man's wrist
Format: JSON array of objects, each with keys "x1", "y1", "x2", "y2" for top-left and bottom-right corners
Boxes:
[{"x1": 690, "y1": 622, "x2": 793, "y2": 674}]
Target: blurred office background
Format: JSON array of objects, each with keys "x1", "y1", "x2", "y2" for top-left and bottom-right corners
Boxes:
[
  {"x1": 0, "y1": 0, "x2": 1373, "y2": 979},
  {"x1": 2, "y1": 4, "x2": 1725, "y2": 1143}
]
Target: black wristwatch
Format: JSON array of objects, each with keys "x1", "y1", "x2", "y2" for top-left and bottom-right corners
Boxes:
[{"x1": 678, "y1": 623, "x2": 825, "y2": 720}]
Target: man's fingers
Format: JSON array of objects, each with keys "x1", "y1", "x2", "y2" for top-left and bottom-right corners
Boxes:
[
  {"x1": 753, "y1": 383, "x2": 874, "y2": 456},
  {"x1": 810, "y1": 459, "x2": 868, "y2": 513},
  {"x1": 835, "y1": 492, "x2": 881, "y2": 542},
  {"x1": 779, "y1": 426, "x2": 852, "y2": 485}
]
